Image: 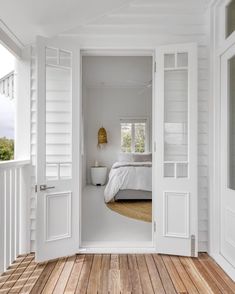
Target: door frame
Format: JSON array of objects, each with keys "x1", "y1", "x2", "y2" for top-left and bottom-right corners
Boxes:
[
  {"x1": 79, "y1": 49, "x2": 156, "y2": 253},
  {"x1": 209, "y1": 0, "x2": 235, "y2": 280},
  {"x1": 78, "y1": 47, "x2": 199, "y2": 255}
]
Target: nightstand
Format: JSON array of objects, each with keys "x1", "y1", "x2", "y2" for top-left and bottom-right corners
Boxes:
[{"x1": 91, "y1": 166, "x2": 108, "y2": 186}]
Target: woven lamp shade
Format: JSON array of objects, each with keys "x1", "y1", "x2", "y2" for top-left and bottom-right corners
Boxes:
[{"x1": 98, "y1": 127, "x2": 108, "y2": 145}]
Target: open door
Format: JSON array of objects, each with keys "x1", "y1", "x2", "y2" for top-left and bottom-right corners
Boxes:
[
  {"x1": 35, "y1": 36, "x2": 80, "y2": 262},
  {"x1": 220, "y1": 43, "x2": 235, "y2": 268},
  {"x1": 154, "y1": 44, "x2": 198, "y2": 256}
]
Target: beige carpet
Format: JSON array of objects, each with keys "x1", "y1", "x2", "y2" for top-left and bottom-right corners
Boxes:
[{"x1": 106, "y1": 200, "x2": 152, "y2": 223}]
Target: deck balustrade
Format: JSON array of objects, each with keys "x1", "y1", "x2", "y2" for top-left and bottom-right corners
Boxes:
[{"x1": 0, "y1": 159, "x2": 31, "y2": 273}]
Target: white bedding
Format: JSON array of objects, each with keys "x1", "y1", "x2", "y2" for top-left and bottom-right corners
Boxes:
[{"x1": 104, "y1": 161, "x2": 152, "y2": 203}]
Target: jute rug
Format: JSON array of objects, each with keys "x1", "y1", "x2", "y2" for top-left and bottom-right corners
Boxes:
[{"x1": 106, "y1": 200, "x2": 152, "y2": 223}]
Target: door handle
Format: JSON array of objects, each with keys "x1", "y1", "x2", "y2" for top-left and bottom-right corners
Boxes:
[{"x1": 40, "y1": 184, "x2": 55, "y2": 191}]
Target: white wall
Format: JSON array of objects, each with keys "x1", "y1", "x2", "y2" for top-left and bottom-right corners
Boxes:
[{"x1": 84, "y1": 86, "x2": 152, "y2": 183}]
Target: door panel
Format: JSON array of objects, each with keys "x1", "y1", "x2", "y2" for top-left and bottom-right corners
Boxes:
[
  {"x1": 36, "y1": 37, "x2": 80, "y2": 262},
  {"x1": 155, "y1": 44, "x2": 198, "y2": 256},
  {"x1": 221, "y1": 44, "x2": 235, "y2": 267}
]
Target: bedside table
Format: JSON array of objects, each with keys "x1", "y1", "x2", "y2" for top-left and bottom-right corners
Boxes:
[{"x1": 91, "y1": 166, "x2": 108, "y2": 186}]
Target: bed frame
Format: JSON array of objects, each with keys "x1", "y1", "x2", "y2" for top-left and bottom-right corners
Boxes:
[{"x1": 114, "y1": 189, "x2": 152, "y2": 201}]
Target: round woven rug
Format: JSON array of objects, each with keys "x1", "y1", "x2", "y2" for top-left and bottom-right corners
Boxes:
[{"x1": 106, "y1": 201, "x2": 152, "y2": 223}]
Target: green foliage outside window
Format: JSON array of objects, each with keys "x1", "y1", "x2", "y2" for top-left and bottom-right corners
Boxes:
[
  {"x1": 0, "y1": 137, "x2": 14, "y2": 161},
  {"x1": 121, "y1": 132, "x2": 132, "y2": 152},
  {"x1": 135, "y1": 123, "x2": 145, "y2": 153},
  {"x1": 121, "y1": 122, "x2": 146, "y2": 153}
]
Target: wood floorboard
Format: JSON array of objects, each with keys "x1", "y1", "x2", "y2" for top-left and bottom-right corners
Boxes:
[
  {"x1": 30, "y1": 261, "x2": 57, "y2": 294},
  {"x1": 0, "y1": 253, "x2": 234, "y2": 294},
  {"x1": 0, "y1": 255, "x2": 34, "y2": 292},
  {"x1": 170, "y1": 256, "x2": 199, "y2": 294},
  {"x1": 198, "y1": 254, "x2": 235, "y2": 294},
  {"x1": 18, "y1": 261, "x2": 46, "y2": 294},
  {"x1": 153, "y1": 254, "x2": 177, "y2": 294},
  {"x1": 64, "y1": 255, "x2": 85, "y2": 294},
  {"x1": 127, "y1": 255, "x2": 143, "y2": 294},
  {"x1": 75, "y1": 255, "x2": 93, "y2": 294},
  {"x1": 136, "y1": 255, "x2": 154, "y2": 294},
  {"x1": 8, "y1": 258, "x2": 37, "y2": 293},
  {"x1": 52, "y1": 255, "x2": 76, "y2": 293},
  {"x1": 180, "y1": 257, "x2": 214, "y2": 294},
  {"x1": 41, "y1": 257, "x2": 67, "y2": 294},
  {"x1": 99, "y1": 255, "x2": 110, "y2": 294},
  {"x1": 119, "y1": 255, "x2": 132, "y2": 294},
  {"x1": 161, "y1": 255, "x2": 187, "y2": 294},
  {"x1": 108, "y1": 254, "x2": 121, "y2": 294},
  {"x1": 145, "y1": 254, "x2": 165, "y2": 294},
  {"x1": 87, "y1": 254, "x2": 102, "y2": 294}
]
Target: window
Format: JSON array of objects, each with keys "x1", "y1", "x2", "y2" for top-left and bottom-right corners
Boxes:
[
  {"x1": 120, "y1": 119, "x2": 148, "y2": 153},
  {"x1": 226, "y1": 0, "x2": 235, "y2": 38}
]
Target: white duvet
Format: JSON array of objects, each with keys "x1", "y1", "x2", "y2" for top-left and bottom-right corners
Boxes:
[{"x1": 104, "y1": 161, "x2": 152, "y2": 203}]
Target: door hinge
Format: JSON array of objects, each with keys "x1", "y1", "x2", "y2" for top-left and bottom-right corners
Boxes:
[
  {"x1": 154, "y1": 61, "x2": 156, "y2": 72},
  {"x1": 34, "y1": 185, "x2": 37, "y2": 193},
  {"x1": 154, "y1": 221, "x2": 157, "y2": 232},
  {"x1": 191, "y1": 234, "x2": 196, "y2": 257}
]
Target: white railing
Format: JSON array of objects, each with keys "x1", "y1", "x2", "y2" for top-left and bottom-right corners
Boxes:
[
  {"x1": 0, "y1": 159, "x2": 31, "y2": 274},
  {"x1": 0, "y1": 71, "x2": 15, "y2": 100}
]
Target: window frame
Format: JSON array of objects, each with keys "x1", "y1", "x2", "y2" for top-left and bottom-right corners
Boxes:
[{"x1": 120, "y1": 117, "x2": 150, "y2": 153}]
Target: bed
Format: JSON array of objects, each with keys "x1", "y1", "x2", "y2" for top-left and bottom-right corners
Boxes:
[
  {"x1": 104, "y1": 153, "x2": 152, "y2": 203},
  {"x1": 114, "y1": 189, "x2": 152, "y2": 201}
]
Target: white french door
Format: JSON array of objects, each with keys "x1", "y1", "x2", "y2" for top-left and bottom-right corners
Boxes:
[
  {"x1": 220, "y1": 44, "x2": 235, "y2": 268},
  {"x1": 35, "y1": 37, "x2": 80, "y2": 262},
  {"x1": 154, "y1": 44, "x2": 198, "y2": 256}
]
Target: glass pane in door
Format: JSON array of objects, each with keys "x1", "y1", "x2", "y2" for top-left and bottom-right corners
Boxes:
[
  {"x1": 164, "y1": 52, "x2": 189, "y2": 178},
  {"x1": 227, "y1": 0, "x2": 235, "y2": 38},
  {"x1": 45, "y1": 47, "x2": 72, "y2": 180},
  {"x1": 229, "y1": 55, "x2": 235, "y2": 189}
]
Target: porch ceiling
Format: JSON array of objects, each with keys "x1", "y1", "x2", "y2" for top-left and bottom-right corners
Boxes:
[
  {"x1": 0, "y1": 0, "x2": 131, "y2": 46},
  {"x1": 0, "y1": 0, "x2": 210, "y2": 47}
]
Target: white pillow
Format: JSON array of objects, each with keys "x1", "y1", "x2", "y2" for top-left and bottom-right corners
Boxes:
[
  {"x1": 118, "y1": 153, "x2": 134, "y2": 162},
  {"x1": 132, "y1": 153, "x2": 152, "y2": 162}
]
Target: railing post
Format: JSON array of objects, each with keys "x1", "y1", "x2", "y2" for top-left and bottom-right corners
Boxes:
[{"x1": 19, "y1": 164, "x2": 31, "y2": 254}]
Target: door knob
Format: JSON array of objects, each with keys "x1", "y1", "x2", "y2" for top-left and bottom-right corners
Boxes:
[{"x1": 40, "y1": 184, "x2": 55, "y2": 191}]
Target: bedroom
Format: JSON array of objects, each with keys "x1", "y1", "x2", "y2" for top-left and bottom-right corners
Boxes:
[{"x1": 81, "y1": 54, "x2": 154, "y2": 248}]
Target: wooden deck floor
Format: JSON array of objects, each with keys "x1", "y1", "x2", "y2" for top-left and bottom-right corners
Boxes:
[{"x1": 0, "y1": 253, "x2": 234, "y2": 293}]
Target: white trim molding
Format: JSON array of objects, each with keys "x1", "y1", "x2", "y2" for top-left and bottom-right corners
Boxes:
[
  {"x1": 209, "y1": 0, "x2": 235, "y2": 280},
  {"x1": 0, "y1": 20, "x2": 23, "y2": 58}
]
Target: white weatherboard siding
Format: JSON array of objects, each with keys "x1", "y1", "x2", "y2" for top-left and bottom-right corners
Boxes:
[{"x1": 30, "y1": 0, "x2": 209, "y2": 252}]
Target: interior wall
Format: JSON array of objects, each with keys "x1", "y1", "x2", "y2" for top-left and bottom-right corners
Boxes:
[{"x1": 83, "y1": 86, "x2": 152, "y2": 184}]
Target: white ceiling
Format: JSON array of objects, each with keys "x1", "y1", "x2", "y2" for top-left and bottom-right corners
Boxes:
[
  {"x1": 0, "y1": 0, "x2": 131, "y2": 45},
  {"x1": 0, "y1": 0, "x2": 210, "y2": 46},
  {"x1": 82, "y1": 56, "x2": 152, "y2": 88}
]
